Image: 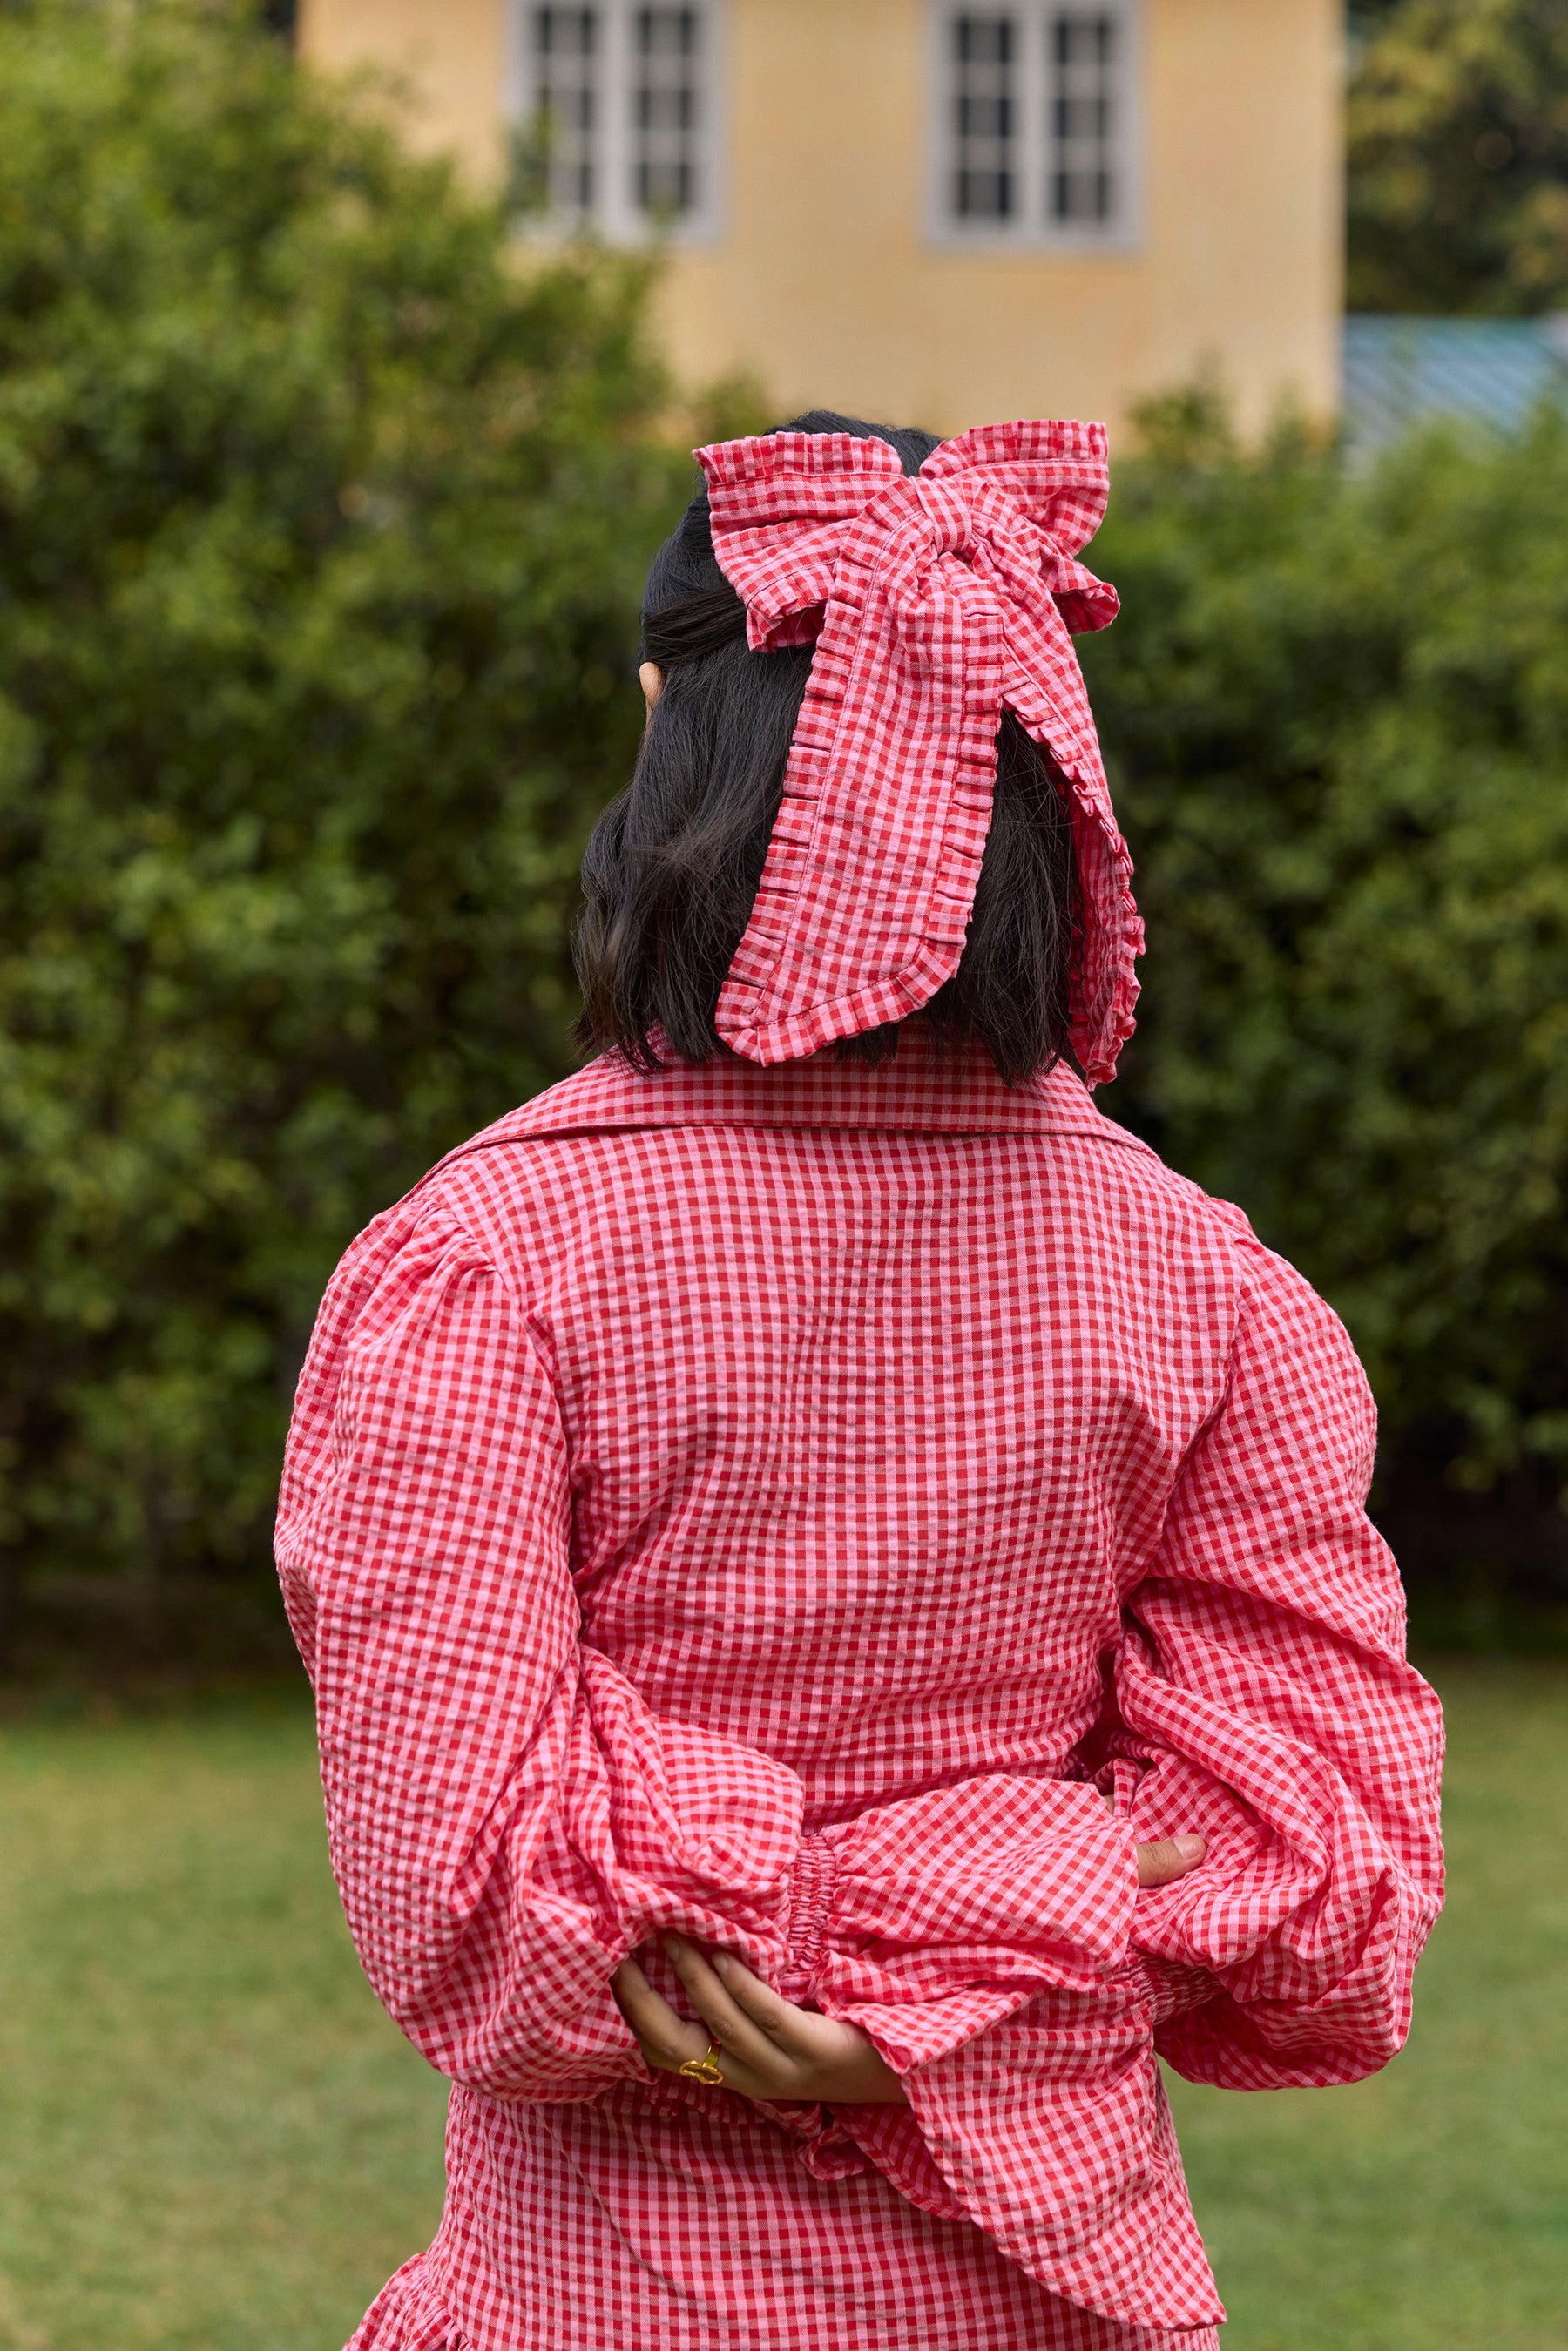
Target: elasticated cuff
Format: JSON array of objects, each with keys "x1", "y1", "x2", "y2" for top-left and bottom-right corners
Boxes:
[{"x1": 780, "y1": 1833, "x2": 838, "y2": 1998}]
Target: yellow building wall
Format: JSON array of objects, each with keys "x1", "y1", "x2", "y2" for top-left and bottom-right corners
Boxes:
[
  {"x1": 298, "y1": 0, "x2": 1342, "y2": 444},
  {"x1": 300, "y1": 0, "x2": 510, "y2": 174}
]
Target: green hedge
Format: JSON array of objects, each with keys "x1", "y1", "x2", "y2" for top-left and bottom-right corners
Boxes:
[
  {"x1": 3, "y1": 10, "x2": 1565, "y2": 1645},
  {"x1": 1086, "y1": 402, "x2": 1568, "y2": 1604},
  {"x1": 0, "y1": 1, "x2": 681, "y2": 1632}
]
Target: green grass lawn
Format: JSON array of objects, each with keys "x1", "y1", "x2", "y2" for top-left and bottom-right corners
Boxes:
[
  {"x1": 1166, "y1": 1661, "x2": 1568, "y2": 2349},
  {"x1": 0, "y1": 1663, "x2": 1562, "y2": 2350},
  {"x1": 0, "y1": 1695, "x2": 449, "y2": 2351}
]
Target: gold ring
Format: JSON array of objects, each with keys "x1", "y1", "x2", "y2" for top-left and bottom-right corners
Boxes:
[{"x1": 677, "y1": 2039, "x2": 725, "y2": 2085}]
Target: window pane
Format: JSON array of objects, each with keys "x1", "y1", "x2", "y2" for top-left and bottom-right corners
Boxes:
[
  {"x1": 633, "y1": 8, "x2": 704, "y2": 218},
  {"x1": 533, "y1": 8, "x2": 598, "y2": 213},
  {"x1": 950, "y1": 13, "x2": 1017, "y2": 222},
  {"x1": 944, "y1": 15, "x2": 1020, "y2": 220},
  {"x1": 1047, "y1": 10, "x2": 1119, "y2": 226}
]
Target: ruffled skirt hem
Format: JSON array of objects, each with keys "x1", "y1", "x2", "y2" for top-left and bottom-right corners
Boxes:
[{"x1": 347, "y1": 2254, "x2": 463, "y2": 2351}]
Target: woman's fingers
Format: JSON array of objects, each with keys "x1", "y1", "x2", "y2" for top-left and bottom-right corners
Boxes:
[
  {"x1": 707, "y1": 1949, "x2": 816, "y2": 2047},
  {"x1": 619, "y1": 1944, "x2": 910, "y2": 2105},
  {"x1": 1135, "y1": 1833, "x2": 1206, "y2": 1889},
  {"x1": 612, "y1": 1957, "x2": 713, "y2": 2071},
  {"x1": 615, "y1": 1945, "x2": 794, "y2": 2095},
  {"x1": 661, "y1": 1937, "x2": 795, "y2": 2076}
]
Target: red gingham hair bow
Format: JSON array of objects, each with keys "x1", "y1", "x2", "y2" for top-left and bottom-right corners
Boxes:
[{"x1": 696, "y1": 419, "x2": 1142, "y2": 1084}]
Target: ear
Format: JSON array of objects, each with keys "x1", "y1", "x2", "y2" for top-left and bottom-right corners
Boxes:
[{"x1": 639, "y1": 661, "x2": 664, "y2": 715}]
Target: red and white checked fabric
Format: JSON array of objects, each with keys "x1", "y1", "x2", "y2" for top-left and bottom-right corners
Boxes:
[
  {"x1": 698, "y1": 422, "x2": 1139, "y2": 1082},
  {"x1": 277, "y1": 1039, "x2": 1444, "y2": 2351}
]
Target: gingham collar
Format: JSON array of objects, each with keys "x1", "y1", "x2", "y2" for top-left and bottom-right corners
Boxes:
[{"x1": 437, "y1": 1042, "x2": 1152, "y2": 1164}]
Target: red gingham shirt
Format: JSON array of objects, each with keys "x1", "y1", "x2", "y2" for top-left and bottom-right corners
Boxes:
[{"x1": 277, "y1": 1039, "x2": 1444, "y2": 2351}]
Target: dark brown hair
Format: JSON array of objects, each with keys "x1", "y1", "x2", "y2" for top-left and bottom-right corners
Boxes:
[{"x1": 574, "y1": 411, "x2": 1078, "y2": 1084}]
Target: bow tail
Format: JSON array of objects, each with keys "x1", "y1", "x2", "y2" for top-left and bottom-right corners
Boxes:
[
  {"x1": 999, "y1": 644, "x2": 1142, "y2": 1087},
  {"x1": 716, "y1": 556, "x2": 1004, "y2": 1066}
]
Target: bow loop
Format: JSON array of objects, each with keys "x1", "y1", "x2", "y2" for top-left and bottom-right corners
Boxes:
[{"x1": 694, "y1": 419, "x2": 1139, "y2": 1081}]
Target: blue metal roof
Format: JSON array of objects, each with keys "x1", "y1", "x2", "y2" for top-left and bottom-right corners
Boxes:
[{"x1": 1342, "y1": 315, "x2": 1568, "y2": 449}]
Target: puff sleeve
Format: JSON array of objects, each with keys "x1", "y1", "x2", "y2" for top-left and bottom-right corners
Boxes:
[{"x1": 1103, "y1": 1234, "x2": 1445, "y2": 2087}]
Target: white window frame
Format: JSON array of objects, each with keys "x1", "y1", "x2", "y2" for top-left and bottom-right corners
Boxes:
[
  {"x1": 926, "y1": 1, "x2": 1141, "y2": 251},
  {"x1": 508, "y1": 2, "x2": 726, "y2": 246}
]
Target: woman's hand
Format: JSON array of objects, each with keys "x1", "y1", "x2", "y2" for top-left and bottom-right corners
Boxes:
[{"x1": 613, "y1": 1936, "x2": 909, "y2": 2105}]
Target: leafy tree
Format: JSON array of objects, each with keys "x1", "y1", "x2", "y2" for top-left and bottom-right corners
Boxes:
[
  {"x1": 0, "y1": 0, "x2": 681, "y2": 1645},
  {"x1": 1348, "y1": 0, "x2": 1568, "y2": 314},
  {"x1": 1086, "y1": 402, "x2": 1568, "y2": 1608}
]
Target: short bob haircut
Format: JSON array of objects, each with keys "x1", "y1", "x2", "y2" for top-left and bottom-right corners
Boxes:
[{"x1": 574, "y1": 410, "x2": 1079, "y2": 1086}]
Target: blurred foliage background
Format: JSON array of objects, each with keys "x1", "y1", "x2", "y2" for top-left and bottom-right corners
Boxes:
[
  {"x1": 1088, "y1": 402, "x2": 1568, "y2": 1633},
  {"x1": 0, "y1": 0, "x2": 681, "y2": 1665},
  {"x1": 0, "y1": 0, "x2": 1565, "y2": 1676},
  {"x1": 1347, "y1": 0, "x2": 1568, "y2": 313}
]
